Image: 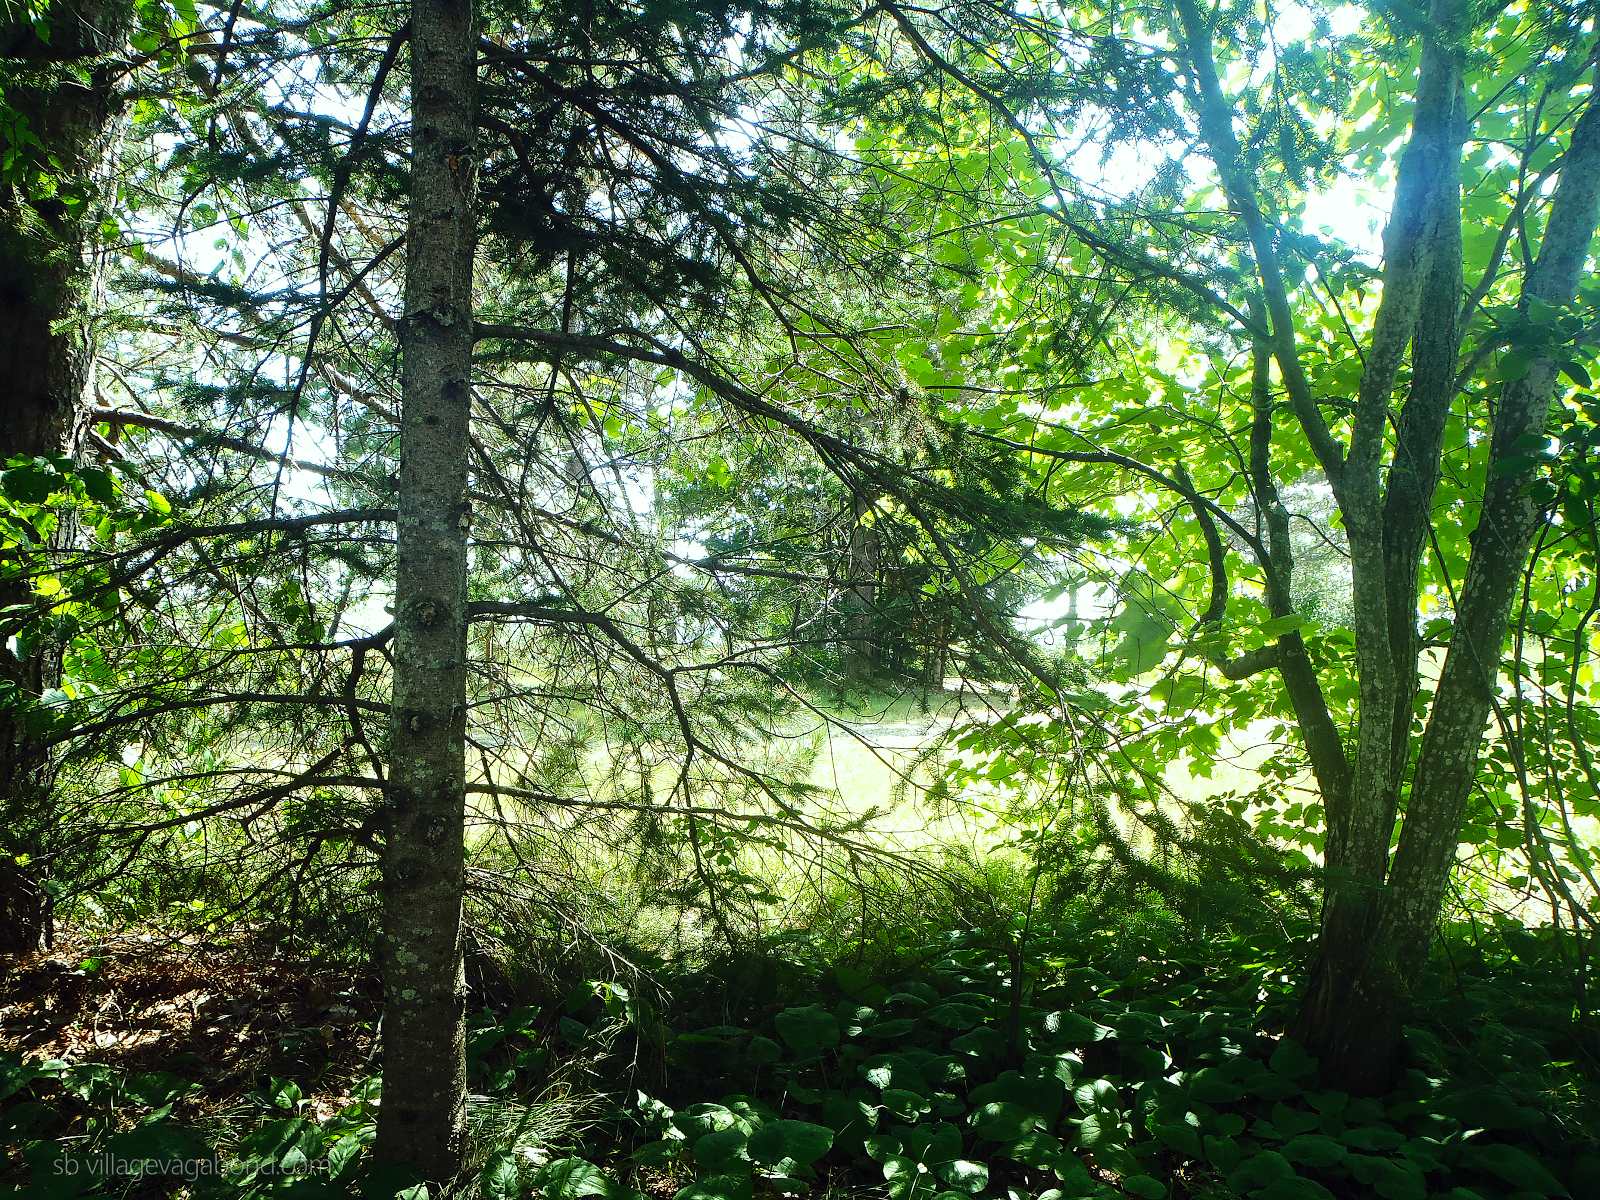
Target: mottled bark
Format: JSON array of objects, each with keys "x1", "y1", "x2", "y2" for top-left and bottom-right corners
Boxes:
[
  {"x1": 1315, "y1": 88, "x2": 1600, "y2": 1094},
  {"x1": 1175, "y1": 0, "x2": 1597, "y2": 1090},
  {"x1": 1292, "y1": 3, "x2": 1468, "y2": 1083},
  {"x1": 0, "y1": 0, "x2": 126, "y2": 954},
  {"x1": 373, "y1": 0, "x2": 477, "y2": 1178}
]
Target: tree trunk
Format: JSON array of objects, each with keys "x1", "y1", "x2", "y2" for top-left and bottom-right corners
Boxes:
[
  {"x1": 1178, "y1": 0, "x2": 1600, "y2": 1091},
  {"x1": 0, "y1": 0, "x2": 125, "y2": 954},
  {"x1": 1306, "y1": 88, "x2": 1600, "y2": 1095},
  {"x1": 843, "y1": 488, "x2": 880, "y2": 681},
  {"x1": 373, "y1": 0, "x2": 477, "y2": 1178},
  {"x1": 1292, "y1": 4, "x2": 1468, "y2": 1081}
]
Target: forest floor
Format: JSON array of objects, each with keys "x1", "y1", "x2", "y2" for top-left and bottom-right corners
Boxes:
[{"x1": 0, "y1": 926, "x2": 379, "y2": 1144}]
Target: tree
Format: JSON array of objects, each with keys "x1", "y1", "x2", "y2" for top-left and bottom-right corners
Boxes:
[
  {"x1": 26, "y1": 0, "x2": 1120, "y2": 1181},
  {"x1": 371, "y1": 0, "x2": 477, "y2": 1174},
  {"x1": 863, "y1": 0, "x2": 1600, "y2": 1091},
  {"x1": 0, "y1": 0, "x2": 131, "y2": 950}
]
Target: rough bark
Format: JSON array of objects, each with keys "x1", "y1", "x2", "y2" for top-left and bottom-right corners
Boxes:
[
  {"x1": 1292, "y1": 3, "x2": 1468, "y2": 1077},
  {"x1": 373, "y1": 0, "x2": 477, "y2": 1178},
  {"x1": 0, "y1": 0, "x2": 126, "y2": 954},
  {"x1": 1312, "y1": 87, "x2": 1600, "y2": 1094},
  {"x1": 1175, "y1": 0, "x2": 1597, "y2": 1090},
  {"x1": 844, "y1": 487, "x2": 881, "y2": 681}
]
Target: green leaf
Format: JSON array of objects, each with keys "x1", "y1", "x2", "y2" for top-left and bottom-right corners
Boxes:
[
  {"x1": 673, "y1": 1174, "x2": 753, "y2": 1200},
  {"x1": 0, "y1": 1101, "x2": 56, "y2": 1141},
  {"x1": 630, "y1": 1140, "x2": 681, "y2": 1167},
  {"x1": 560, "y1": 1015, "x2": 593, "y2": 1046},
  {"x1": 1268, "y1": 1104, "x2": 1319, "y2": 1138},
  {"x1": 865, "y1": 1019, "x2": 917, "y2": 1038},
  {"x1": 694, "y1": 1129, "x2": 751, "y2": 1173},
  {"x1": 481, "y1": 1150, "x2": 521, "y2": 1200},
  {"x1": 0, "y1": 1052, "x2": 40, "y2": 1102},
  {"x1": 1268, "y1": 1040, "x2": 1317, "y2": 1082},
  {"x1": 125, "y1": 1071, "x2": 195, "y2": 1108},
  {"x1": 900, "y1": 1122, "x2": 962, "y2": 1166},
  {"x1": 862, "y1": 1055, "x2": 930, "y2": 1093},
  {"x1": 721, "y1": 1096, "x2": 778, "y2": 1127},
  {"x1": 1434, "y1": 1087, "x2": 1543, "y2": 1130},
  {"x1": 1498, "y1": 353, "x2": 1535, "y2": 382},
  {"x1": 1046, "y1": 1012, "x2": 1110, "y2": 1043},
  {"x1": 879, "y1": 1155, "x2": 935, "y2": 1200},
  {"x1": 1259, "y1": 614, "x2": 1310, "y2": 639},
  {"x1": 1465, "y1": 1144, "x2": 1571, "y2": 1196},
  {"x1": 880, "y1": 1088, "x2": 933, "y2": 1121},
  {"x1": 835, "y1": 964, "x2": 890, "y2": 1005},
  {"x1": 1151, "y1": 1119, "x2": 1201, "y2": 1157},
  {"x1": 1493, "y1": 454, "x2": 1546, "y2": 477},
  {"x1": 1111, "y1": 610, "x2": 1171, "y2": 675},
  {"x1": 1228, "y1": 1149, "x2": 1295, "y2": 1191},
  {"x1": 533, "y1": 1158, "x2": 615, "y2": 1200},
  {"x1": 235, "y1": 1118, "x2": 321, "y2": 1174},
  {"x1": 1347, "y1": 1154, "x2": 1428, "y2": 1200},
  {"x1": 863, "y1": 1135, "x2": 902, "y2": 1163},
  {"x1": 268, "y1": 1077, "x2": 304, "y2": 1110},
  {"x1": 1281, "y1": 1134, "x2": 1345, "y2": 1169},
  {"x1": 1340, "y1": 1124, "x2": 1404, "y2": 1151},
  {"x1": 1204, "y1": 1134, "x2": 1243, "y2": 1173},
  {"x1": 1255, "y1": 1180, "x2": 1335, "y2": 1200},
  {"x1": 922, "y1": 1003, "x2": 983, "y2": 1029},
  {"x1": 775, "y1": 1005, "x2": 839, "y2": 1054},
  {"x1": 105, "y1": 1122, "x2": 209, "y2": 1167},
  {"x1": 933, "y1": 1160, "x2": 988, "y2": 1195},
  {"x1": 328, "y1": 1129, "x2": 372, "y2": 1179},
  {"x1": 820, "y1": 1090, "x2": 876, "y2": 1154},
  {"x1": 970, "y1": 1101, "x2": 1037, "y2": 1141},
  {"x1": 674, "y1": 1104, "x2": 749, "y2": 1141},
  {"x1": 1072, "y1": 1111, "x2": 1117, "y2": 1150},
  {"x1": 1001, "y1": 1128, "x2": 1064, "y2": 1169},
  {"x1": 1187, "y1": 1070, "x2": 1244, "y2": 1104},
  {"x1": 1052, "y1": 1156, "x2": 1097, "y2": 1198},
  {"x1": 2, "y1": 463, "x2": 56, "y2": 504},
  {"x1": 749, "y1": 1036, "x2": 782, "y2": 1063},
  {"x1": 1120, "y1": 1176, "x2": 1165, "y2": 1199},
  {"x1": 747, "y1": 1121, "x2": 833, "y2": 1173},
  {"x1": 950, "y1": 1027, "x2": 1007, "y2": 1058}
]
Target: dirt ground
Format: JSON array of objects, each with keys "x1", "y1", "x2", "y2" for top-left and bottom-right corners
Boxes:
[{"x1": 1, "y1": 925, "x2": 381, "y2": 1155}]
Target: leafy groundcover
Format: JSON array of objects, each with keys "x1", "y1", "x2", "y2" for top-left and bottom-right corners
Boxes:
[{"x1": 4, "y1": 920, "x2": 1597, "y2": 1200}]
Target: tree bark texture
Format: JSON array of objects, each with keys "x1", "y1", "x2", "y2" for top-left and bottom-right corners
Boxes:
[
  {"x1": 0, "y1": 0, "x2": 125, "y2": 954},
  {"x1": 844, "y1": 488, "x2": 881, "y2": 681},
  {"x1": 1310, "y1": 87, "x2": 1600, "y2": 1094},
  {"x1": 1180, "y1": 0, "x2": 1600, "y2": 1091},
  {"x1": 1291, "y1": 59, "x2": 1600, "y2": 1092},
  {"x1": 373, "y1": 0, "x2": 477, "y2": 1177},
  {"x1": 1292, "y1": 0, "x2": 1469, "y2": 1085}
]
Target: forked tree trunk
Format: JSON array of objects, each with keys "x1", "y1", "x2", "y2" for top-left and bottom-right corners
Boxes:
[
  {"x1": 0, "y1": 1, "x2": 125, "y2": 954},
  {"x1": 1179, "y1": 0, "x2": 1600, "y2": 1092},
  {"x1": 1303, "y1": 89, "x2": 1600, "y2": 1094},
  {"x1": 373, "y1": 0, "x2": 477, "y2": 1177},
  {"x1": 1291, "y1": 0, "x2": 1469, "y2": 1085}
]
